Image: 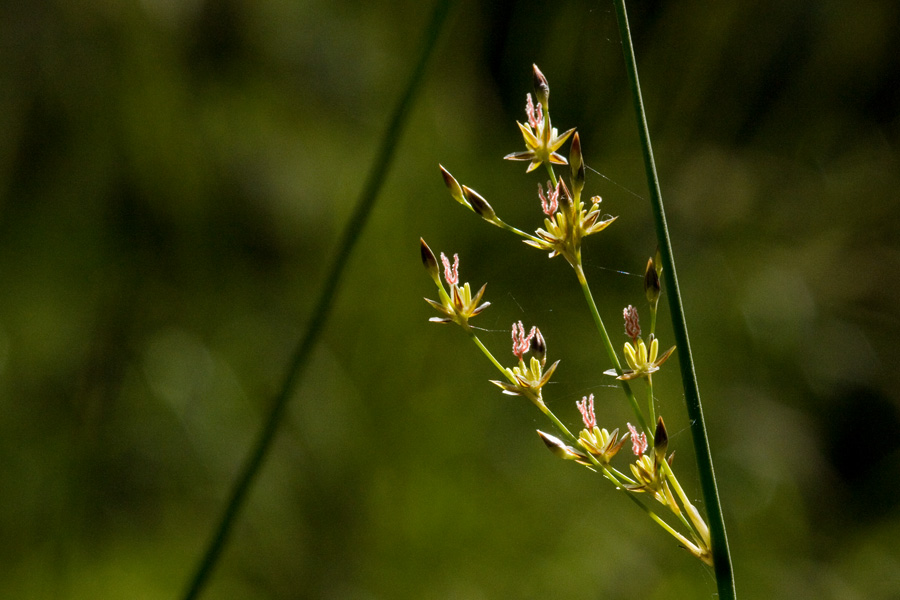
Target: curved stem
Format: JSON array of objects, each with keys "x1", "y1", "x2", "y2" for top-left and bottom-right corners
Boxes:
[
  {"x1": 180, "y1": 2, "x2": 456, "y2": 598},
  {"x1": 611, "y1": 0, "x2": 734, "y2": 596}
]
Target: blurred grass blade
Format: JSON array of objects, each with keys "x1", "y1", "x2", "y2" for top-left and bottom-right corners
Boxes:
[
  {"x1": 610, "y1": 1, "x2": 736, "y2": 597},
  {"x1": 181, "y1": 1, "x2": 456, "y2": 597}
]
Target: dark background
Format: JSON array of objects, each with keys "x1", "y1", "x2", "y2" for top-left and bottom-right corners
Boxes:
[{"x1": 1, "y1": 0, "x2": 899, "y2": 597}]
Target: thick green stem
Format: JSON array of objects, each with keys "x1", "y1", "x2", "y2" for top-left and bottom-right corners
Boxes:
[
  {"x1": 179, "y1": 2, "x2": 456, "y2": 598},
  {"x1": 611, "y1": 1, "x2": 734, "y2": 596},
  {"x1": 574, "y1": 263, "x2": 648, "y2": 433}
]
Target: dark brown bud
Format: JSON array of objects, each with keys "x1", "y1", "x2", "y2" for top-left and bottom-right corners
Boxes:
[
  {"x1": 530, "y1": 328, "x2": 547, "y2": 366},
  {"x1": 462, "y1": 186, "x2": 497, "y2": 222},
  {"x1": 644, "y1": 256, "x2": 661, "y2": 306},
  {"x1": 420, "y1": 238, "x2": 439, "y2": 281},
  {"x1": 439, "y1": 165, "x2": 467, "y2": 206},
  {"x1": 654, "y1": 417, "x2": 668, "y2": 462},
  {"x1": 532, "y1": 64, "x2": 550, "y2": 110}
]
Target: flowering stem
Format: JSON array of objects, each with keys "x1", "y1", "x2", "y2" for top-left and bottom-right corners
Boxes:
[
  {"x1": 629, "y1": 491, "x2": 701, "y2": 553},
  {"x1": 469, "y1": 331, "x2": 576, "y2": 443},
  {"x1": 180, "y1": 1, "x2": 456, "y2": 598},
  {"x1": 573, "y1": 263, "x2": 649, "y2": 434},
  {"x1": 611, "y1": 0, "x2": 734, "y2": 595},
  {"x1": 661, "y1": 460, "x2": 709, "y2": 546},
  {"x1": 496, "y1": 218, "x2": 541, "y2": 242},
  {"x1": 646, "y1": 376, "x2": 656, "y2": 435},
  {"x1": 469, "y1": 331, "x2": 511, "y2": 380},
  {"x1": 541, "y1": 406, "x2": 577, "y2": 442},
  {"x1": 543, "y1": 162, "x2": 559, "y2": 188}
]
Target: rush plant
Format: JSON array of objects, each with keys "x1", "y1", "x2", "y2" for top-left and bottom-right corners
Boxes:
[{"x1": 421, "y1": 57, "x2": 733, "y2": 596}]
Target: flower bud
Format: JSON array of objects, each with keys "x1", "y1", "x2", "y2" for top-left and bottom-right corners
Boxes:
[
  {"x1": 420, "y1": 238, "x2": 440, "y2": 283},
  {"x1": 532, "y1": 64, "x2": 550, "y2": 110},
  {"x1": 654, "y1": 416, "x2": 668, "y2": 462},
  {"x1": 644, "y1": 255, "x2": 661, "y2": 307},
  {"x1": 462, "y1": 186, "x2": 497, "y2": 222},
  {"x1": 530, "y1": 327, "x2": 547, "y2": 366},
  {"x1": 570, "y1": 132, "x2": 585, "y2": 199},
  {"x1": 537, "y1": 430, "x2": 587, "y2": 463},
  {"x1": 439, "y1": 165, "x2": 468, "y2": 207}
]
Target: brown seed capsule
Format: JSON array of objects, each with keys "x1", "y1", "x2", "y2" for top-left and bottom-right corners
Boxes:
[
  {"x1": 654, "y1": 416, "x2": 669, "y2": 462},
  {"x1": 530, "y1": 327, "x2": 547, "y2": 366}
]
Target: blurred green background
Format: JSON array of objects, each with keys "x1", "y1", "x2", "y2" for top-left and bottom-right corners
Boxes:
[{"x1": 1, "y1": 0, "x2": 899, "y2": 598}]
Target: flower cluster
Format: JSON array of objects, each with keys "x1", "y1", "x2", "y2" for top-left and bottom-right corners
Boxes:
[{"x1": 421, "y1": 65, "x2": 711, "y2": 567}]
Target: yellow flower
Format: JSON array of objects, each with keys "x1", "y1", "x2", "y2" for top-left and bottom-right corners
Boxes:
[
  {"x1": 503, "y1": 66, "x2": 574, "y2": 173},
  {"x1": 421, "y1": 239, "x2": 489, "y2": 331},
  {"x1": 491, "y1": 322, "x2": 558, "y2": 407},
  {"x1": 605, "y1": 336, "x2": 676, "y2": 381}
]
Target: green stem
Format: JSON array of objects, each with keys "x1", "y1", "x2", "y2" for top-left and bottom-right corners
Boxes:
[
  {"x1": 627, "y1": 490, "x2": 700, "y2": 554},
  {"x1": 646, "y1": 375, "x2": 656, "y2": 433},
  {"x1": 541, "y1": 405, "x2": 577, "y2": 442},
  {"x1": 611, "y1": 1, "x2": 734, "y2": 596},
  {"x1": 543, "y1": 162, "x2": 559, "y2": 188},
  {"x1": 468, "y1": 331, "x2": 510, "y2": 380},
  {"x1": 574, "y1": 263, "x2": 648, "y2": 433},
  {"x1": 496, "y1": 218, "x2": 541, "y2": 242},
  {"x1": 180, "y1": 2, "x2": 456, "y2": 598}
]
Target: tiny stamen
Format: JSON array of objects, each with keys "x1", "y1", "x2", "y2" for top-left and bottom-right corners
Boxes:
[
  {"x1": 538, "y1": 180, "x2": 560, "y2": 215},
  {"x1": 627, "y1": 423, "x2": 647, "y2": 456},
  {"x1": 525, "y1": 93, "x2": 543, "y2": 130},
  {"x1": 577, "y1": 394, "x2": 597, "y2": 430},
  {"x1": 511, "y1": 320, "x2": 537, "y2": 359},
  {"x1": 441, "y1": 252, "x2": 459, "y2": 286},
  {"x1": 624, "y1": 305, "x2": 641, "y2": 343}
]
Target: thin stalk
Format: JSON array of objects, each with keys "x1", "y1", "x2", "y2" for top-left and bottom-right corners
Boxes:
[
  {"x1": 540, "y1": 405, "x2": 577, "y2": 442},
  {"x1": 574, "y1": 263, "x2": 648, "y2": 434},
  {"x1": 180, "y1": 1, "x2": 455, "y2": 598},
  {"x1": 611, "y1": 1, "x2": 734, "y2": 596},
  {"x1": 469, "y1": 331, "x2": 509, "y2": 378},
  {"x1": 543, "y1": 162, "x2": 559, "y2": 188},
  {"x1": 646, "y1": 376, "x2": 656, "y2": 432},
  {"x1": 628, "y1": 490, "x2": 700, "y2": 553}
]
